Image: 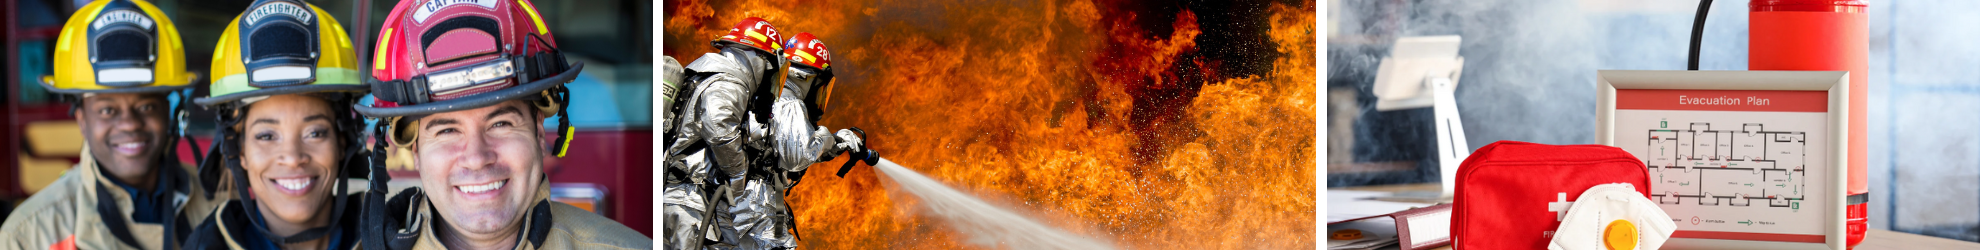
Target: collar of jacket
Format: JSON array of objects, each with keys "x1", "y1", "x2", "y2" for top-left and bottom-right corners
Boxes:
[
  {"x1": 213, "y1": 195, "x2": 367, "y2": 249},
  {"x1": 409, "y1": 178, "x2": 555, "y2": 250},
  {"x1": 81, "y1": 147, "x2": 194, "y2": 220},
  {"x1": 76, "y1": 146, "x2": 198, "y2": 249}
]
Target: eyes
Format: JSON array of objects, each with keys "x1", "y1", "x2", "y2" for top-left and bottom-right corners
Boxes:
[
  {"x1": 253, "y1": 128, "x2": 331, "y2": 141},
  {"x1": 431, "y1": 120, "x2": 521, "y2": 137},
  {"x1": 94, "y1": 104, "x2": 160, "y2": 117}
]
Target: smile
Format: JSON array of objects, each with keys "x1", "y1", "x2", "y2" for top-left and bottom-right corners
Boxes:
[
  {"x1": 456, "y1": 180, "x2": 507, "y2": 194},
  {"x1": 269, "y1": 177, "x2": 314, "y2": 195}
]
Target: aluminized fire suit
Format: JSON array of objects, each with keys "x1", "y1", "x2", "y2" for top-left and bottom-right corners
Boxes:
[{"x1": 665, "y1": 45, "x2": 782, "y2": 250}]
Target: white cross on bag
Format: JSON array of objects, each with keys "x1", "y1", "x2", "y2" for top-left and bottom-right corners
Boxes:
[{"x1": 1548, "y1": 192, "x2": 1574, "y2": 221}]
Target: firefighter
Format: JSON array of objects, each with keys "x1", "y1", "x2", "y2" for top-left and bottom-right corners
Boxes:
[
  {"x1": 0, "y1": 0, "x2": 219, "y2": 249},
  {"x1": 770, "y1": 32, "x2": 867, "y2": 182},
  {"x1": 355, "y1": 0, "x2": 648, "y2": 249},
  {"x1": 178, "y1": 0, "x2": 370, "y2": 248},
  {"x1": 730, "y1": 32, "x2": 871, "y2": 250},
  {"x1": 665, "y1": 17, "x2": 789, "y2": 250},
  {"x1": 660, "y1": 52, "x2": 710, "y2": 250}
]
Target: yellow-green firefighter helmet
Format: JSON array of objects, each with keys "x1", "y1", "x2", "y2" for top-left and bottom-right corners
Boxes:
[{"x1": 41, "y1": 0, "x2": 196, "y2": 94}]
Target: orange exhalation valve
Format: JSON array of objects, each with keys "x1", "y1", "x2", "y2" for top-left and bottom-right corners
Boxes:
[{"x1": 1604, "y1": 219, "x2": 1638, "y2": 250}]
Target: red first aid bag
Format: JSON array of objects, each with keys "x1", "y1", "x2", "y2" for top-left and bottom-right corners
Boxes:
[{"x1": 1451, "y1": 141, "x2": 1650, "y2": 249}]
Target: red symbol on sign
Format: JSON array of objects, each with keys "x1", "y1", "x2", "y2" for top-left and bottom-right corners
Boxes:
[{"x1": 1692, "y1": 216, "x2": 1702, "y2": 225}]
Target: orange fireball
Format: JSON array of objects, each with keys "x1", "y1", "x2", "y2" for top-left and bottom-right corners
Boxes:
[{"x1": 664, "y1": 0, "x2": 1317, "y2": 249}]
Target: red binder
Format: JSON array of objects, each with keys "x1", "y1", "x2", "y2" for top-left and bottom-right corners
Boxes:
[{"x1": 1328, "y1": 204, "x2": 1454, "y2": 250}]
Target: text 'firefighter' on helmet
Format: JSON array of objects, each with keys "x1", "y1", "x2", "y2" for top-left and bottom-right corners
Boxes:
[{"x1": 190, "y1": 0, "x2": 370, "y2": 244}]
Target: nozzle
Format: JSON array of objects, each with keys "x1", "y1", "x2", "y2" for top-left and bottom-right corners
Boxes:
[{"x1": 836, "y1": 127, "x2": 874, "y2": 177}]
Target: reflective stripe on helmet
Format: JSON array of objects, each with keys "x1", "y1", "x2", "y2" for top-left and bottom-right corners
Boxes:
[
  {"x1": 375, "y1": 28, "x2": 393, "y2": 70},
  {"x1": 516, "y1": 0, "x2": 550, "y2": 35}
]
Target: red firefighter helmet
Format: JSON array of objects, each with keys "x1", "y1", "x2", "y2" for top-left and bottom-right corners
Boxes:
[
  {"x1": 714, "y1": 17, "x2": 784, "y2": 56},
  {"x1": 782, "y1": 32, "x2": 836, "y2": 114},
  {"x1": 360, "y1": 0, "x2": 580, "y2": 159},
  {"x1": 359, "y1": 0, "x2": 578, "y2": 118},
  {"x1": 784, "y1": 32, "x2": 829, "y2": 71}
]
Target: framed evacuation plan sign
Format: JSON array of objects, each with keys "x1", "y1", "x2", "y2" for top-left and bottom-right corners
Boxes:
[{"x1": 1597, "y1": 70, "x2": 1848, "y2": 250}]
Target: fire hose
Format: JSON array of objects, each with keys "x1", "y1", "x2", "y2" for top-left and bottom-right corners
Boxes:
[
  {"x1": 835, "y1": 127, "x2": 879, "y2": 178},
  {"x1": 829, "y1": 138, "x2": 1116, "y2": 250}
]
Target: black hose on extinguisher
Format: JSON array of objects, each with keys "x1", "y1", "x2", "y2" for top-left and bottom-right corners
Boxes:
[{"x1": 1689, "y1": 0, "x2": 1713, "y2": 71}]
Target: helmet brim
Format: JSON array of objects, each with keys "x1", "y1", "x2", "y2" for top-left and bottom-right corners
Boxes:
[
  {"x1": 195, "y1": 83, "x2": 370, "y2": 107},
  {"x1": 353, "y1": 62, "x2": 583, "y2": 118},
  {"x1": 39, "y1": 77, "x2": 194, "y2": 95}
]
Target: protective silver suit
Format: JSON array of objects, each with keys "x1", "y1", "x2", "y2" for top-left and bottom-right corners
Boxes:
[
  {"x1": 665, "y1": 46, "x2": 781, "y2": 250},
  {"x1": 719, "y1": 59, "x2": 869, "y2": 250},
  {"x1": 771, "y1": 65, "x2": 862, "y2": 173},
  {"x1": 660, "y1": 55, "x2": 707, "y2": 250}
]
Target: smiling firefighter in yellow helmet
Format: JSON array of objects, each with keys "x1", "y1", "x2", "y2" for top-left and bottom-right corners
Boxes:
[
  {"x1": 177, "y1": 0, "x2": 373, "y2": 249},
  {"x1": 0, "y1": 0, "x2": 218, "y2": 249}
]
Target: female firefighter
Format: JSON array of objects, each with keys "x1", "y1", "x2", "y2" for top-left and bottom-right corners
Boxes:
[{"x1": 180, "y1": 0, "x2": 372, "y2": 249}]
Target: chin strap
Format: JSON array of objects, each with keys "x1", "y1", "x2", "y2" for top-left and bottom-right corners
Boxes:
[
  {"x1": 549, "y1": 85, "x2": 574, "y2": 157},
  {"x1": 518, "y1": 32, "x2": 576, "y2": 158},
  {"x1": 362, "y1": 121, "x2": 392, "y2": 250},
  {"x1": 363, "y1": 117, "x2": 419, "y2": 250},
  {"x1": 174, "y1": 89, "x2": 204, "y2": 170},
  {"x1": 182, "y1": 89, "x2": 227, "y2": 199}
]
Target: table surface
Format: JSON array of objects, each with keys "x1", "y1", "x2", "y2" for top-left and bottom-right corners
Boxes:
[{"x1": 1334, "y1": 184, "x2": 1980, "y2": 249}]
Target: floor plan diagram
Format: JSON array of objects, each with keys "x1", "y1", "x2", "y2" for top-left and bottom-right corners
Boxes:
[
  {"x1": 1644, "y1": 122, "x2": 1807, "y2": 209},
  {"x1": 1600, "y1": 74, "x2": 1845, "y2": 244}
]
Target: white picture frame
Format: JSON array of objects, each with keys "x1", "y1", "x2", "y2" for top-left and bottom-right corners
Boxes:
[{"x1": 1596, "y1": 70, "x2": 1848, "y2": 250}]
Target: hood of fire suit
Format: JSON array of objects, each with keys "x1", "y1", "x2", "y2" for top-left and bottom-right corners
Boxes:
[{"x1": 774, "y1": 65, "x2": 833, "y2": 173}]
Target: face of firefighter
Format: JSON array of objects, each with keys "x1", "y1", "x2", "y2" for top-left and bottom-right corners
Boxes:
[
  {"x1": 77, "y1": 93, "x2": 171, "y2": 189},
  {"x1": 239, "y1": 94, "x2": 341, "y2": 235},
  {"x1": 786, "y1": 66, "x2": 831, "y2": 121},
  {"x1": 412, "y1": 99, "x2": 545, "y2": 247},
  {"x1": 784, "y1": 67, "x2": 819, "y2": 100}
]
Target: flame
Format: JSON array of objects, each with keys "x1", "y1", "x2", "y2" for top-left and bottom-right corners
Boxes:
[{"x1": 665, "y1": 0, "x2": 1316, "y2": 249}]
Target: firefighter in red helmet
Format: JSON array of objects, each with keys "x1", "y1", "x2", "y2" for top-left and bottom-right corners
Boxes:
[
  {"x1": 664, "y1": 16, "x2": 792, "y2": 250},
  {"x1": 760, "y1": 32, "x2": 870, "y2": 249},
  {"x1": 356, "y1": 0, "x2": 648, "y2": 249}
]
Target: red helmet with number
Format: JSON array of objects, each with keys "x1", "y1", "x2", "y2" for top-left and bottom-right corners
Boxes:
[
  {"x1": 783, "y1": 32, "x2": 830, "y2": 71},
  {"x1": 360, "y1": 0, "x2": 577, "y2": 118},
  {"x1": 781, "y1": 32, "x2": 836, "y2": 115},
  {"x1": 714, "y1": 17, "x2": 784, "y2": 56}
]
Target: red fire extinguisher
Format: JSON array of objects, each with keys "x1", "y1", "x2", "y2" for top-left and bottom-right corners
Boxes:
[
  {"x1": 1748, "y1": 0, "x2": 1869, "y2": 247},
  {"x1": 1691, "y1": 0, "x2": 1869, "y2": 247}
]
